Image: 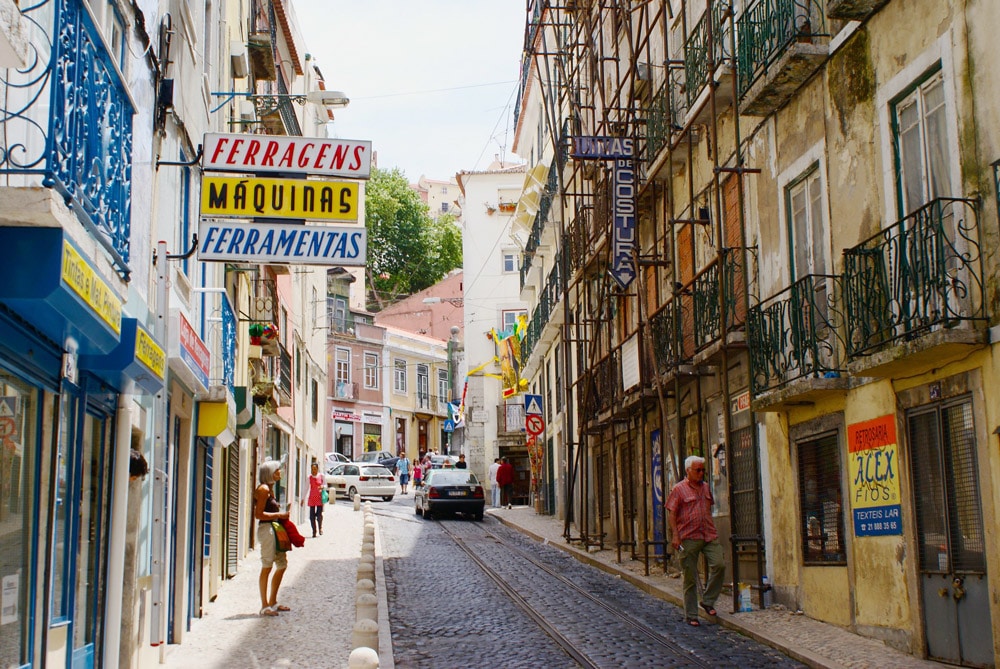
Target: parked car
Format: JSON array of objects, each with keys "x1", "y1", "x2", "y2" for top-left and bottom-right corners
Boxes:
[
  {"x1": 414, "y1": 468, "x2": 485, "y2": 520},
  {"x1": 326, "y1": 463, "x2": 396, "y2": 501},
  {"x1": 325, "y1": 451, "x2": 352, "y2": 468},
  {"x1": 358, "y1": 449, "x2": 402, "y2": 472}
]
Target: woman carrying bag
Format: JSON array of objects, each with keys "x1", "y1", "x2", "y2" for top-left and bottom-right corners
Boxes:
[
  {"x1": 254, "y1": 460, "x2": 290, "y2": 617},
  {"x1": 307, "y1": 462, "x2": 326, "y2": 537}
]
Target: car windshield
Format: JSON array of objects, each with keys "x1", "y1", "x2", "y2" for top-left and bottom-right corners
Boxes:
[
  {"x1": 362, "y1": 466, "x2": 393, "y2": 476},
  {"x1": 427, "y1": 470, "x2": 479, "y2": 486}
]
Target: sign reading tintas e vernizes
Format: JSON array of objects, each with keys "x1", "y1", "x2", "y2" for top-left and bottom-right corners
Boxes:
[{"x1": 570, "y1": 136, "x2": 636, "y2": 290}]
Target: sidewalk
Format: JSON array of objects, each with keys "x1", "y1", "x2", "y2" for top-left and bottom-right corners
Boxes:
[
  {"x1": 161, "y1": 501, "x2": 393, "y2": 669},
  {"x1": 490, "y1": 505, "x2": 945, "y2": 669}
]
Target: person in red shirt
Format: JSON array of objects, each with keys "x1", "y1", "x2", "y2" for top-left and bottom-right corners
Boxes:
[
  {"x1": 496, "y1": 457, "x2": 515, "y2": 509},
  {"x1": 666, "y1": 455, "x2": 724, "y2": 626}
]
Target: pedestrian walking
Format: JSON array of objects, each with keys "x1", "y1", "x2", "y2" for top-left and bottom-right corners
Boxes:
[
  {"x1": 254, "y1": 460, "x2": 291, "y2": 617},
  {"x1": 455, "y1": 453, "x2": 468, "y2": 469},
  {"x1": 488, "y1": 457, "x2": 501, "y2": 507},
  {"x1": 666, "y1": 455, "x2": 725, "y2": 627},
  {"x1": 396, "y1": 455, "x2": 411, "y2": 494},
  {"x1": 306, "y1": 462, "x2": 325, "y2": 537},
  {"x1": 412, "y1": 458, "x2": 423, "y2": 488},
  {"x1": 497, "y1": 457, "x2": 515, "y2": 509}
]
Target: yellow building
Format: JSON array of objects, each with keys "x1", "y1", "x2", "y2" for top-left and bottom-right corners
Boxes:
[{"x1": 513, "y1": 1, "x2": 1000, "y2": 665}]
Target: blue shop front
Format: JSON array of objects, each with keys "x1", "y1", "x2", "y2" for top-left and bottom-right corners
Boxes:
[{"x1": 0, "y1": 227, "x2": 164, "y2": 669}]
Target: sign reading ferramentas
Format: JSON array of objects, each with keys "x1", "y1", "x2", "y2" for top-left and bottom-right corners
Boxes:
[
  {"x1": 202, "y1": 133, "x2": 372, "y2": 179},
  {"x1": 198, "y1": 221, "x2": 366, "y2": 266},
  {"x1": 201, "y1": 176, "x2": 359, "y2": 221},
  {"x1": 848, "y1": 414, "x2": 903, "y2": 536}
]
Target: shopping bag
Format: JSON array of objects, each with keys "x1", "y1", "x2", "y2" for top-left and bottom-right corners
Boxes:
[{"x1": 271, "y1": 521, "x2": 292, "y2": 552}]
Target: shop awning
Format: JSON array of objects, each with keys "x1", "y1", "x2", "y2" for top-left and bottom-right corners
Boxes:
[
  {"x1": 80, "y1": 319, "x2": 165, "y2": 394},
  {"x1": 197, "y1": 398, "x2": 237, "y2": 445},
  {"x1": 234, "y1": 386, "x2": 260, "y2": 438}
]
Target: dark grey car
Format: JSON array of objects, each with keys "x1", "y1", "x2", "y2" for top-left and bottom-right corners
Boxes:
[{"x1": 414, "y1": 469, "x2": 485, "y2": 520}]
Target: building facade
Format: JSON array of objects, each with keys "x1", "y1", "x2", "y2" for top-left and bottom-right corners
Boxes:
[{"x1": 513, "y1": 0, "x2": 1000, "y2": 666}]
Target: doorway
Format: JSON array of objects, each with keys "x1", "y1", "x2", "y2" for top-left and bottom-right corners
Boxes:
[{"x1": 908, "y1": 397, "x2": 993, "y2": 667}]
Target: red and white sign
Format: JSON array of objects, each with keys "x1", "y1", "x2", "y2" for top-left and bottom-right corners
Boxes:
[
  {"x1": 731, "y1": 390, "x2": 751, "y2": 414},
  {"x1": 178, "y1": 312, "x2": 211, "y2": 389},
  {"x1": 332, "y1": 409, "x2": 361, "y2": 422},
  {"x1": 203, "y1": 133, "x2": 372, "y2": 179},
  {"x1": 525, "y1": 414, "x2": 545, "y2": 436}
]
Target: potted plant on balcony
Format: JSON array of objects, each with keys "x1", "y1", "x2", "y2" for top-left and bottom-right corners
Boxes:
[{"x1": 251, "y1": 377, "x2": 275, "y2": 405}]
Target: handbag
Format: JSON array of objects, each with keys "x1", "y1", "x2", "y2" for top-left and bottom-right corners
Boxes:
[
  {"x1": 321, "y1": 488, "x2": 329, "y2": 504},
  {"x1": 271, "y1": 521, "x2": 292, "y2": 552}
]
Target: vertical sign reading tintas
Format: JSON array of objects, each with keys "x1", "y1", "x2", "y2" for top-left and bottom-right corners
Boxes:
[
  {"x1": 571, "y1": 137, "x2": 636, "y2": 289},
  {"x1": 848, "y1": 414, "x2": 902, "y2": 536}
]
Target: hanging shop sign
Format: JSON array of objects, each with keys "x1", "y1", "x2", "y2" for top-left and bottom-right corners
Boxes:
[
  {"x1": 571, "y1": 136, "x2": 636, "y2": 289},
  {"x1": 202, "y1": 133, "x2": 372, "y2": 179},
  {"x1": 332, "y1": 409, "x2": 361, "y2": 422},
  {"x1": 197, "y1": 221, "x2": 366, "y2": 266},
  {"x1": 200, "y1": 176, "x2": 360, "y2": 222},
  {"x1": 79, "y1": 319, "x2": 166, "y2": 395},
  {"x1": 169, "y1": 310, "x2": 211, "y2": 393},
  {"x1": 848, "y1": 414, "x2": 902, "y2": 537}
]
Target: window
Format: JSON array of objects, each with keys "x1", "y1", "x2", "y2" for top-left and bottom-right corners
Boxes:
[
  {"x1": 786, "y1": 165, "x2": 826, "y2": 279},
  {"x1": 501, "y1": 309, "x2": 527, "y2": 332},
  {"x1": 393, "y1": 359, "x2": 407, "y2": 393},
  {"x1": 797, "y1": 433, "x2": 846, "y2": 564},
  {"x1": 364, "y1": 352, "x2": 379, "y2": 389},
  {"x1": 502, "y1": 252, "x2": 518, "y2": 273},
  {"x1": 441, "y1": 202, "x2": 450, "y2": 213},
  {"x1": 441, "y1": 186, "x2": 448, "y2": 195},
  {"x1": 416, "y1": 364, "x2": 430, "y2": 409},
  {"x1": 335, "y1": 348, "x2": 350, "y2": 384},
  {"x1": 86, "y1": 0, "x2": 126, "y2": 68},
  {"x1": 311, "y1": 378, "x2": 318, "y2": 422},
  {"x1": 332, "y1": 297, "x2": 348, "y2": 333},
  {"x1": 437, "y1": 369, "x2": 449, "y2": 403},
  {"x1": 893, "y1": 70, "x2": 952, "y2": 215}
]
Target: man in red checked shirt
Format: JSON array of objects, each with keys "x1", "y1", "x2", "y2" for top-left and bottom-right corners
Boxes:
[{"x1": 667, "y1": 455, "x2": 725, "y2": 626}]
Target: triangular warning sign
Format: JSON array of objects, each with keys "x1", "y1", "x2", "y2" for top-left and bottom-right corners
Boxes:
[
  {"x1": 0, "y1": 398, "x2": 15, "y2": 418},
  {"x1": 525, "y1": 395, "x2": 543, "y2": 416}
]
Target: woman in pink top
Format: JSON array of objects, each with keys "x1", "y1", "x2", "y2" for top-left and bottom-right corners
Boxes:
[
  {"x1": 307, "y1": 462, "x2": 325, "y2": 537},
  {"x1": 412, "y1": 458, "x2": 423, "y2": 488}
]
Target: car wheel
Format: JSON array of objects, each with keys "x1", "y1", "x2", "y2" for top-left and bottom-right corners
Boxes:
[
  {"x1": 423, "y1": 507, "x2": 433, "y2": 520},
  {"x1": 383, "y1": 496, "x2": 393, "y2": 502},
  {"x1": 348, "y1": 486, "x2": 359, "y2": 500},
  {"x1": 474, "y1": 512, "x2": 484, "y2": 522}
]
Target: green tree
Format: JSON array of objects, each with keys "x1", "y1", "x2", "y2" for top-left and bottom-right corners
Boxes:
[{"x1": 364, "y1": 167, "x2": 462, "y2": 309}]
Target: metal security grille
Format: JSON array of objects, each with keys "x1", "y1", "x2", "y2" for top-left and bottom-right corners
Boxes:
[
  {"x1": 909, "y1": 398, "x2": 985, "y2": 574},
  {"x1": 797, "y1": 432, "x2": 845, "y2": 564},
  {"x1": 226, "y1": 448, "x2": 239, "y2": 578},
  {"x1": 730, "y1": 426, "x2": 761, "y2": 539}
]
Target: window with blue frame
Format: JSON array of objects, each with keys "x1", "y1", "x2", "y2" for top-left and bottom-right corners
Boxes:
[{"x1": 0, "y1": 372, "x2": 47, "y2": 666}]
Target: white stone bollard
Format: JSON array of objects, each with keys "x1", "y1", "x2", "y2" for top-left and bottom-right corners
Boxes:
[
  {"x1": 352, "y1": 618, "x2": 379, "y2": 652},
  {"x1": 348, "y1": 646, "x2": 379, "y2": 669},
  {"x1": 360, "y1": 553, "x2": 375, "y2": 568},
  {"x1": 357, "y1": 561, "x2": 375, "y2": 581},
  {"x1": 356, "y1": 578, "x2": 375, "y2": 594},
  {"x1": 356, "y1": 591, "x2": 378, "y2": 622},
  {"x1": 362, "y1": 540, "x2": 375, "y2": 555},
  {"x1": 353, "y1": 494, "x2": 361, "y2": 511}
]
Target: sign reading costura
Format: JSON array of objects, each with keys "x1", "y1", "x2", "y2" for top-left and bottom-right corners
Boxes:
[{"x1": 570, "y1": 136, "x2": 636, "y2": 289}]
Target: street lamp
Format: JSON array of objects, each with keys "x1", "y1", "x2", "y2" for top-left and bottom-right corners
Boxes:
[{"x1": 210, "y1": 89, "x2": 350, "y2": 117}]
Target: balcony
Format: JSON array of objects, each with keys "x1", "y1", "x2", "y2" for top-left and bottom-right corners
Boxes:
[
  {"x1": 650, "y1": 301, "x2": 684, "y2": 376},
  {"x1": 826, "y1": 0, "x2": 888, "y2": 20},
  {"x1": 843, "y1": 197, "x2": 987, "y2": 378},
  {"x1": 275, "y1": 343, "x2": 292, "y2": 405},
  {"x1": 748, "y1": 274, "x2": 848, "y2": 411},
  {"x1": 333, "y1": 380, "x2": 358, "y2": 401},
  {"x1": 737, "y1": 0, "x2": 829, "y2": 116},
  {"x1": 642, "y1": 69, "x2": 699, "y2": 180},
  {"x1": 523, "y1": 253, "x2": 565, "y2": 364},
  {"x1": 683, "y1": 3, "x2": 735, "y2": 123},
  {"x1": 0, "y1": 0, "x2": 134, "y2": 276}
]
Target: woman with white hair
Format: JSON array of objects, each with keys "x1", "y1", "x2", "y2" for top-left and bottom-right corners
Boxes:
[{"x1": 255, "y1": 460, "x2": 290, "y2": 616}]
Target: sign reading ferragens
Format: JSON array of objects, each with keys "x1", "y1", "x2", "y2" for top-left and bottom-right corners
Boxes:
[
  {"x1": 571, "y1": 136, "x2": 636, "y2": 289},
  {"x1": 198, "y1": 220, "x2": 366, "y2": 266},
  {"x1": 203, "y1": 133, "x2": 372, "y2": 179}
]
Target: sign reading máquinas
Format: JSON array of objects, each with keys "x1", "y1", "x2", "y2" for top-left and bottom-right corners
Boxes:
[
  {"x1": 848, "y1": 414, "x2": 903, "y2": 537},
  {"x1": 201, "y1": 176, "x2": 360, "y2": 222},
  {"x1": 197, "y1": 221, "x2": 366, "y2": 266},
  {"x1": 202, "y1": 133, "x2": 372, "y2": 179}
]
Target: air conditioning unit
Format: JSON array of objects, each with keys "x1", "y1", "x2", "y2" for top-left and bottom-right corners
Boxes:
[
  {"x1": 634, "y1": 62, "x2": 650, "y2": 96},
  {"x1": 230, "y1": 40, "x2": 248, "y2": 78}
]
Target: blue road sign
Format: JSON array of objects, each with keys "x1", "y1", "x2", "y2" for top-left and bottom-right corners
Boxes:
[{"x1": 524, "y1": 394, "x2": 543, "y2": 416}]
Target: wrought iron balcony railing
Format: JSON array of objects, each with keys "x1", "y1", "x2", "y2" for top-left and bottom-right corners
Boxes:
[
  {"x1": 643, "y1": 67, "x2": 688, "y2": 168},
  {"x1": 0, "y1": 0, "x2": 135, "y2": 275},
  {"x1": 736, "y1": 0, "x2": 827, "y2": 99},
  {"x1": 649, "y1": 300, "x2": 683, "y2": 375},
  {"x1": 221, "y1": 294, "x2": 236, "y2": 393},
  {"x1": 684, "y1": 2, "x2": 730, "y2": 109},
  {"x1": 276, "y1": 343, "x2": 293, "y2": 402},
  {"x1": 523, "y1": 253, "x2": 565, "y2": 362},
  {"x1": 843, "y1": 197, "x2": 985, "y2": 357},
  {"x1": 748, "y1": 274, "x2": 844, "y2": 396}
]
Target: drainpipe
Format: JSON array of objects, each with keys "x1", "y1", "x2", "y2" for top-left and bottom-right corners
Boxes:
[{"x1": 103, "y1": 379, "x2": 135, "y2": 669}]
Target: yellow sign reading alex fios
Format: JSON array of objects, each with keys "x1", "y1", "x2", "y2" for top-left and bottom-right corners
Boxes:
[
  {"x1": 61, "y1": 241, "x2": 122, "y2": 334},
  {"x1": 200, "y1": 176, "x2": 359, "y2": 221}
]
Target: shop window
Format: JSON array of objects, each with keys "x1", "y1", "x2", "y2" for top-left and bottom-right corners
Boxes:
[{"x1": 797, "y1": 432, "x2": 846, "y2": 564}]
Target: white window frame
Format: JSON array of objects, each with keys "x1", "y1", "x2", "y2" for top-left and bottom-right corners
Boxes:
[
  {"x1": 502, "y1": 251, "x2": 518, "y2": 274},
  {"x1": 501, "y1": 309, "x2": 527, "y2": 332},
  {"x1": 437, "y1": 369, "x2": 449, "y2": 403},
  {"x1": 776, "y1": 141, "x2": 830, "y2": 291},
  {"x1": 364, "y1": 352, "x2": 379, "y2": 389},
  {"x1": 335, "y1": 347, "x2": 351, "y2": 385},
  {"x1": 393, "y1": 358, "x2": 407, "y2": 394},
  {"x1": 416, "y1": 364, "x2": 430, "y2": 408}
]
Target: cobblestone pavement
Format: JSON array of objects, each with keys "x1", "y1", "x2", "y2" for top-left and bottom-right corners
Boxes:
[
  {"x1": 490, "y1": 505, "x2": 949, "y2": 669},
  {"x1": 161, "y1": 500, "x2": 371, "y2": 669}
]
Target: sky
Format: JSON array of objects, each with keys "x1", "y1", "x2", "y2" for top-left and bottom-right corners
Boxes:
[{"x1": 293, "y1": 1, "x2": 528, "y2": 182}]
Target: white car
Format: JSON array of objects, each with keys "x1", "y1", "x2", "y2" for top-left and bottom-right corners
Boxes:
[
  {"x1": 325, "y1": 451, "x2": 353, "y2": 469},
  {"x1": 326, "y1": 463, "x2": 396, "y2": 501}
]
